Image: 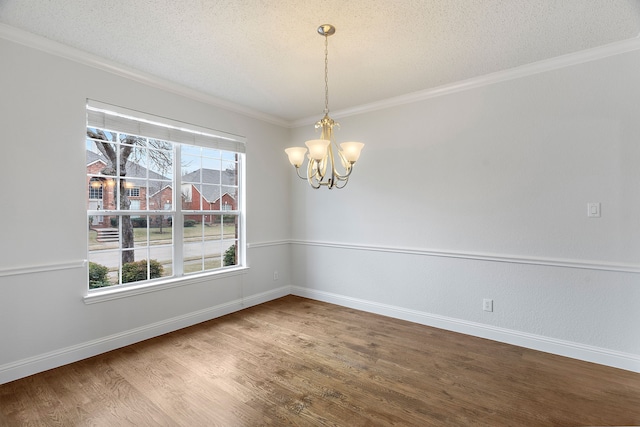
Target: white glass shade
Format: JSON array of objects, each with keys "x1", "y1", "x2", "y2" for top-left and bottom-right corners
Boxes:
[
  {"x1": 305, "y1": 139, "x2": 330, "y2": 161},
  {"x1": 339, "y1": 142, "x2": 365, "y2": 163},
  {"x1": 284, "y1": 147, "x2": 308, "y2": 167}
]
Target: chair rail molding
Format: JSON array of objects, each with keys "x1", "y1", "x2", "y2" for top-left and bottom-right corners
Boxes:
[
  {"x1": 289, "y1": 240, "x2": 640, "y2": 274},
  {"x1": 0, "y1": 260, "x2": 87, "y2": 278}
]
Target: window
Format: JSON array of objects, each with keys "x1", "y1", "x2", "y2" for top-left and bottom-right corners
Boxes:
[
  {"x1": 86, "y1": 100, "x2": 245, "y2": 290},
  {"x1": 88, "y1": 178, "x2": 103, "y2": 200},
  {"x1": 126, "y1": 187, "x2": 140, "y2": 197}
]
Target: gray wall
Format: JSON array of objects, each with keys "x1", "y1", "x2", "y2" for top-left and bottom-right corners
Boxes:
[
  {"x1": 289, "y1": 45, "x2": 640, "y2": 371},
  {"x1": 0, "y1": 35, "x2": 292, "y2": 383}
]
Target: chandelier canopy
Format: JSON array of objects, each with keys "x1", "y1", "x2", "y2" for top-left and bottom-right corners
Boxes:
[{"x1": 285, "y1": 24, "x2": 364, "y2": 189}]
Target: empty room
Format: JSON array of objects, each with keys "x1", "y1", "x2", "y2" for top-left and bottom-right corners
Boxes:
[{"x1": 0, "y1": 1, "x2": 639, "y2": 425}]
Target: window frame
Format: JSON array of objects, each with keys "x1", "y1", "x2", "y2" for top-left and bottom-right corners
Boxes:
[{"x1": 85, "y1": 100, "x2": 247, "y2": 299}]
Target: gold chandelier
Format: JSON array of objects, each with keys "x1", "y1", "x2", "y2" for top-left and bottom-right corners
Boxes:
[{"x1": 285, "y1": 24, "x2": 364, "y2": 189}]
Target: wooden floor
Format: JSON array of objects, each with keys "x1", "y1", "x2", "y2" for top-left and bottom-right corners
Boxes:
[{"x1": 1, "y1": 296, "x2": 639, "y2": 426}]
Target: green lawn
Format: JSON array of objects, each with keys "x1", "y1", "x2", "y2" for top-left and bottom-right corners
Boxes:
[{"x1": 89, "y1": 223, "x2": 236, "y2": 248}]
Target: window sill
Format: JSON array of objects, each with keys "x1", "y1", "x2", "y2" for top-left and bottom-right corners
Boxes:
[{"x1": 83, "y1": 266, "x2": 249, "y2": 305}]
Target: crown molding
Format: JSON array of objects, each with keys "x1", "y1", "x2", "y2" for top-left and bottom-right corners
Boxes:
[
  {"x1": 3, "y1": 23, "x2": 639, "y2": 130},
  {"x1": 0, "y1": 23, "x2": 290, "y2": 128},
  {"x1": 292, "y1": 35, "x2": 640, "y2": 128}
]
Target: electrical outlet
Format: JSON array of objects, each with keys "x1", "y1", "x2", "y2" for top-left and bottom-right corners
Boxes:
[
  {"x1": 483, "y1": 298, "x2": 493, "y2": 312},
  {"x1": 273, "y1": 271, "x2": 279, "y2": 281}
]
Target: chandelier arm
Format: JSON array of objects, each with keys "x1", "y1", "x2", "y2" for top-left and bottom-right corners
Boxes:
[
  {"x1": 329, "y1": 141, "x2": 354, "y2": 180},
  {"x1": 331, "y1": 166, "x2": 354, "y2": 181},
  {"x1": 294, "y1": 166, "x2": 308, "y2": 180},
  {"x1": 308, "y1": 177, "x2": 322, "y2": 189},
  {"x1": 307, "y1": 170, "x2": 325, "y2": 189},
  {"x1": 333, "y1": 178, "x2": 350, "y2": 189},
  {"x1": 327, "y1": 142, "x2": 337, "y2": 188},
  {"x1": 320, "y1": 156, "x2": 328, "y2": 178},
  {"x1": 306, "y1": 159, "x2": 324, "y2": 189}
]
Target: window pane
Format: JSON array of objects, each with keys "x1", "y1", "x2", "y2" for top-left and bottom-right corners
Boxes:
[
  {"x1": 149, "y1": 180, "x2": 172, "y2": 211},
  {"x1": 222, "y1": 215, "x2": 238, "y2": 240},
  {"x1": 222, "y1": 241, "x2": 238, "y2": 267},
  {"x1": 203, "y1": 254, "x2": 222, "y2": 271},
  {"x1": 120, "y1": 133, "x2": 147, "y2": 147},
  {"x1": 147, "y1": 143, "x2": 173, "y2": 179},
  {"x1": 181, "y1": 154, "x2": 201, "y2": 179},
  {"x1": 201, "y1": 185, "x2": 221, "y2": 211},
  {"x1": 201, "y1": 156, "x2": 220, "y2": 172},
  {"x1": 132, "y1": 215, "x2": 148, "y2": 247},
  {"x1": 222, "y1": 160, "x2": 237, "y2": 174},
  {"x1": 150, "y1": 215, "x2": 172, "y2": 245},
  {"x1": 122, "y1": 258, "x2": 163, "y2": 284},
  {"x1": 125, "y1": 179, "x2": 145, "y2": 211},
  {"x1": 204, "y1": 217, "x2": 221, "y2": 241},
  {"x1": 183, "y1": 216, "x2": 203, "y2": 273},
  {"x1": 205, "y1": 240, "x2": 226, "y2": 264},
  {"x1": 88, "y1": 216, "x2": 119, "y2": 251},
  {"x1": 202, "y1": 147, "x2": 221, "y2": 159},
  {"x1": 181, "y1": 184, "x2": 194, "y2": 209},
  {"x1": 221, "y1": 186, "x2": 237, "y2": 207},
  {"x1": 100, "y1": 178, "x2": 117, "y2": 210},
  {"x1": 149, "y1": 247, "x2": 171, "y2": 280},
  {"x1": 182, "y1": 215, "x2": 232, "y2": 274},
  {"x1": 183, "y1": 258, "x2": 201, "y2": 274},
  {"x1": 88, "y1": 252, "x2": 118, "y2": 289},
  {"x1": 182, "y1": 184, "x2": 202, "y2": 210},
  {"x1": 221, "y1": 151, "x2": 236, "y2": 161},
  {"x1": 202, "y1": 168, "x2": 220, "y2": 185}
]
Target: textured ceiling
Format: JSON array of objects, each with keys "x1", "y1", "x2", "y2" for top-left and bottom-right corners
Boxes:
[{"x1": 1, "y1": 1, "x2": 639, "y2": 123}]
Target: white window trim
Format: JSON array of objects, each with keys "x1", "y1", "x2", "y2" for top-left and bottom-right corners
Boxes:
[{"x1": 84, "y1": 266, "x2": 249, "y2": 304}]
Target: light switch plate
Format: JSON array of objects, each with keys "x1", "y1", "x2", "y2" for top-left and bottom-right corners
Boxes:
[{"x1": 587, "y1": 202, "x2": 601, "y2": 218}]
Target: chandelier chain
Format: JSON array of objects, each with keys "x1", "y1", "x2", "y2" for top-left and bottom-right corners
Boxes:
[{"x1": 324, "y1": 34, "x2": 329, "y2": 114}]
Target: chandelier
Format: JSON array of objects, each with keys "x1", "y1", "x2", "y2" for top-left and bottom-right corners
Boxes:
[{"x1": 285, "y1": 24, "x2": 364, "y2": 189}]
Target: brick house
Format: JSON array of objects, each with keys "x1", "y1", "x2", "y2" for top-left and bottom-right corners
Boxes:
[
  {"x1": 180, "y1": 168, "x2": 237, "y2": 223},
  {"x1": 87, "y1": 150, "x2": 236, "y2": 228}
]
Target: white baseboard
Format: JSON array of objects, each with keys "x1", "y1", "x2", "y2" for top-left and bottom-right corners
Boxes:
[
  {"x1": 291, "y1": 286, "x2": 640, "y2": 373},
  {"x1": 0, "y1": 285, "x2": 291, "y2": 385}
]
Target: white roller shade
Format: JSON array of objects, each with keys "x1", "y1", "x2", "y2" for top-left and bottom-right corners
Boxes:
[{"x1": 87, "y1": 99, "x2": 246, "y2": 153}]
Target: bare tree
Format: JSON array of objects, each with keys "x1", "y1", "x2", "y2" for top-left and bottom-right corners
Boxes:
[{"x1": 87, "y1": 129, "x2": 171, "y2": 265}]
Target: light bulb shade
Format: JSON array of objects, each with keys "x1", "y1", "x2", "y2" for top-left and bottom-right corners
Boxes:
[
  {"x1": 305, "y1": 139, "x2": 330, "y2": 161},
  {"x1": 284, "y1": 147, "x2": 308, "y2": 167},
  {"x1": 339, "y1": 142, "x2": 365, "y2": 163}
]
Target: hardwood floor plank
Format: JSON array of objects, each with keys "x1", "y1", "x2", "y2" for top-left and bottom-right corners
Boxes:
[
  {"x1": 1, "y1": 295, "x2": 638, "y2": 426},
  {"x1": 233, "y1": 304, "x2": 518, "y2": 424},
  {"x1": 215, "y1": 314, "x2": 438, "y2": 425},
  {"x1": 71, "y1": 352, "x2": 175, "y2": 426}
]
